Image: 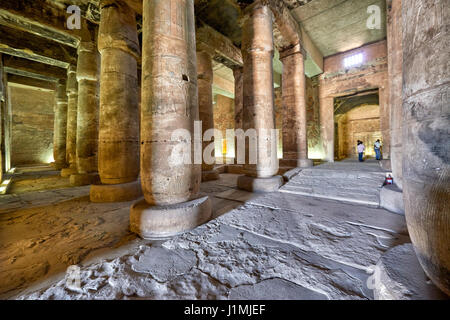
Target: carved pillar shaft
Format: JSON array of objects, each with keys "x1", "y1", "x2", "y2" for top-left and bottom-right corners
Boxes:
[
  {"x1": 280, "y1": 48, "x2": 313, "y2": 168},
  {"x1": 197, "y1": 50, "x2": 219, "y2": 181},
  {"x1": 70, "y1": 41, "x2": 100, "y2": 186},
  {"x1": 90, "y1": 0, "x2": 142, "y2": 202},
  {"x1": 130, "y1": 0, "x2": 211, "y2": 239},
  {"x1": 402, "y1": 0, "x2": 450, "y2": 296},
  {"x1": 61, "y1": 65, "x2": 78, "y2": 177},
  {"x1": 53, "y1": 79, "x2": 68, "y2": 170},
  {"x1": 237, "y1": 4, "x2": 282, "y2": 192}
]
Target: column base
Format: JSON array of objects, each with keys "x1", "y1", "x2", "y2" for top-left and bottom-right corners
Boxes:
[
  {"x1": 280, "y1": 159, "x2": 313, "y2": 168},
  {"x1": 373, "y1": 244, "x2": 449, "y2": 300},
  {"x1": 70, "y1": 173, "x2": 100, "y2": 186},
  {"x1": 61, "y1": 167, "x2": 77, "y2": 178},
  {"x1": 90, "y1": 180, "x2": 143, "y2": 203},
  {"x1": 237, "y1": 175, "x2": 283, "y2": 193},
  {"x1": 298, "y1": 159, "x2": 314, "y2": 168},
  {"x1": 130, "y1": 196, "x2": 212, "y2": 240},
  {"x1": 201, "y1": 169, "x2": 220, "y2": 182}
]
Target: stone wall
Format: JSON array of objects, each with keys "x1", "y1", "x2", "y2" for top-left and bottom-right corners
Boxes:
[
  {"x1": 319, "y1": 40, "x2": 389, "y2": 162},
  {"x1": 10, "y1": 84, "x2": 55, "y2": 166}
]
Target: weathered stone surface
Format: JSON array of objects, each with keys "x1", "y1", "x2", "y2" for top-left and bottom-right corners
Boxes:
[
  {"x1": 229, "y1": 278, "x2": 328, "y2": 300},
  {"x1": 14, "y1": 173, "x2": 409, "y2": 300},
  {"x1": 131, "y1": 247, "x2": 197, "y2": 282},
  {"x1": 402, "y1": 0, "x2": 450, "y2": 296},
  {"x1": 374, "y1": 244, "x2": 448, "y2": 300},
  {"x1": 280, "y1": 161, "x2": 386, "y2": 207}
]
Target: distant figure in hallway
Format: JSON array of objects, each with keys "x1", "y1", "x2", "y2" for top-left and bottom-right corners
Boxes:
[
  {"x1": 357, "y1": 141, "x2": 365, "y2": 162},
  {"x1": 374, "y1": 139, "x2": 382, "y2": 160}
]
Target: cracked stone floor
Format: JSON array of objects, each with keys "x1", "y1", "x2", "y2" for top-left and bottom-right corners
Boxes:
[{"x1": 0, "y1": 170, "x2": 410, "y2": 300}]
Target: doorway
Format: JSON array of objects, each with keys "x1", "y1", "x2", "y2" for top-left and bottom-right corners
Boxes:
[{"x1": 333, "y1": 91, "x2": 382, "y2": 160}]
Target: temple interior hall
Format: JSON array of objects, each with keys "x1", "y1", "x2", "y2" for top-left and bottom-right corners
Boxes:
[{"x1": 0, "y1": 0, "x2": 448, "y2": 300}]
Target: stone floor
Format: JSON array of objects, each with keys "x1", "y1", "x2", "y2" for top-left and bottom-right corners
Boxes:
[{"x1": 0, "y1": 162, "x2": 414, "y2": 300}]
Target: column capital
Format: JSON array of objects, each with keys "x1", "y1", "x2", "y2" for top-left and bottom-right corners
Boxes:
[
  {"x1": 77, "y1": 41, "x2": 99, "y2": 82},
  {"x1": 196, "y1": 50, "x2": 213, "y2": 81},
  {"x1": 98, "y1": 0, "x2": 140, "y2": 60},
  {"x1": 241, "y1": 2, "x2": 274, "y2": 56},
  {"x1": 279, "y1": 43, "x2": 306, "y2": 61}
]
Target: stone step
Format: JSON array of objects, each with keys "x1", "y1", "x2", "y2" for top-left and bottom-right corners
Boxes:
[
  {"x1": 280, "y1": 166, "x2": 386, "y2": 207},
  {"x1": 299, "y1": 168, "x2": 386, "y2": 180}
]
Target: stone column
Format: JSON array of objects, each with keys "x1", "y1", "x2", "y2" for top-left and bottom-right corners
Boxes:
[
  {"x1": 387, "y1": 0, "x2": 403, "y2": 188},
  {"x1": 237, "y1": 3, "x2": 282, "y2": 193},
  {"x1": 233, "y1": 66, "x2": 244, "y2": 164},
  {"x1": 53, "y1": 79, "x2": 68, "y2": 170},
  {"x1": 0, "y1": 54, "x2": 3, "y2": 182},
  {"x1": 130, "y1": 0, "x2": 211, "y2": 239},
  {"x1": 70, "y1": 41, "x2": 100, "y2": 186},
  {"x1": 197, "y1": 50, "x2": 219, "y2": 181},
  {"x1": 280, "y1": 46, "x2": 313, "y2": 168},
  {"x1": 319, "y1": 94, "x2": 334, "y2": 163},
  {"x1": 402, "y1": 0, "x2": 450, "y2": 296},
  {"x1": 61, "y1": 65, "x2": 78, "y2": 177},
  {"x1": 90, "y1": 0, "x2": 142, "y2": 202}
]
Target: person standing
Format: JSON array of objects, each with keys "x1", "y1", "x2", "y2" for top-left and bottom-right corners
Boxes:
[
  {"x1": 357, "y1": 141, "x2": 365, "y2": 162},
  {"x1": 374, "y1": 139, "x2": 382, "y2": 160}
]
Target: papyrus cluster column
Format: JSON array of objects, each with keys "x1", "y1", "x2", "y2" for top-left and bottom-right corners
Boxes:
[
  {"x1": 197, "y1": 50, "x2": 219, "y2": 181},
  {"x1": 90, "y1": 0, "x2": 142, "y2": 202},
  {"x1": 130, "y1": 0, "x2": 211, "y2": 239},
  {"x1": 70, "y1": 41, "x2": 100, "y2": 186},
  {"x1": 237, "y1": 3, "x2": 282, "y2": 192},
  {"x1": 53, "y1": 79, "x2": 68, "y2": 170},
  {"x1": 280, "y1": 47, "x2": 313, "y2": 168},
  {"x1": 402, "y1": 0, "x2": 450, "y2": 296},
  {"x1": 61, "y1": 65, "x2": 78, "y2": 177}
]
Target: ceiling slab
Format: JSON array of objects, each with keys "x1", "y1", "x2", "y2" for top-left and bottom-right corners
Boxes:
[{"x1": 292, "y1": 0, "x2": 387, "y2": 57}]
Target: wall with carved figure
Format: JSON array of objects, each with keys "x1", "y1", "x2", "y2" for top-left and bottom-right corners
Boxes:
[{"x1": 10, "y1": 85, "x2": 54, "y2": 166}]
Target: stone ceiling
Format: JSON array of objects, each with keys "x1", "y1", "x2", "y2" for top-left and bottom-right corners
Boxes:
[{"x1": 292, "y1": 0, "x2": 387, "y2": 57}]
